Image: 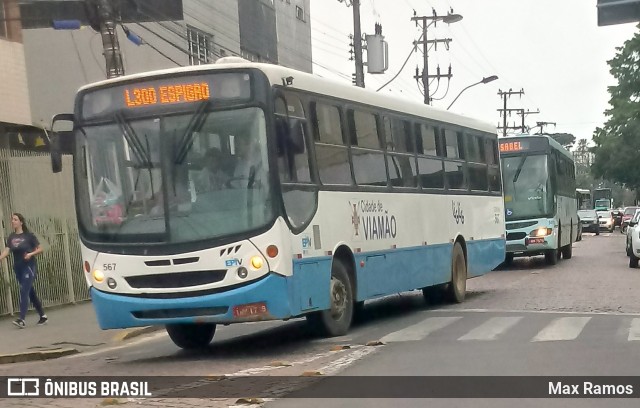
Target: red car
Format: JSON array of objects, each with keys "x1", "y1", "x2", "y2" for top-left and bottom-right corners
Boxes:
[{"x1": 621, "y1": 206, "x2": 639, "y2": 233}]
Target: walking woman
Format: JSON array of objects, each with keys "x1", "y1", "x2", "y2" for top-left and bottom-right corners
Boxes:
[{"x1": 0, "y1": 213, "x2": 48, "y2": 328}]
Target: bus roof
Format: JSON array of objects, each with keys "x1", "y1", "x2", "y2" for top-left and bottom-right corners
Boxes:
[
  {"x1": 77, "y1": 60, "x2": 497, "y2": 135},
  {"x1": 576, "y1": 188, "x2": 591, "y2": 193},
  {"x1": 500, "y1": 134, "x2": 574, "y2": 160}
]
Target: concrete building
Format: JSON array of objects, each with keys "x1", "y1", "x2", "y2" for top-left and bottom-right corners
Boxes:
[
  {"x1": 20, "y1": 0, "x2": 312, "y2": 126},
  {"x1": 0, "y1": 0, "x2": 33, "y2": 134}
]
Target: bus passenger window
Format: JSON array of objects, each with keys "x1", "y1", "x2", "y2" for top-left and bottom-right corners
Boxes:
[
  {"x1": 445, "y1": 161, "x2": 467, "y2": 190},
  {"x1": 444, "y1": 128, "x2": 461, "y2": 159},
  {"x1": 417, "y1": 157, "x2": 444, "y2": 189},
  {"x1": 415, "y1": 123, "x2": 438, "y2": 156},
  {"x1": 350, "y1": 110, "x2": 381, "y2": 149}
]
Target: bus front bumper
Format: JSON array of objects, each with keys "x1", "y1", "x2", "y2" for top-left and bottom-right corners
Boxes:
[
  {"x1": 90, "y1": 273, "x2": 294, "y2": 329},
  {"x1": 506, "y1": 234, "x2": 557, "y2": 256}
]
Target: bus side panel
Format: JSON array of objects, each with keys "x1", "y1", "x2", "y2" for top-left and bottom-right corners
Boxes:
[
  {"x1": 467, "y1": 238, "x2": 506, "y2": 277},
  {"x1": 291, "y1": 258, "x2": 332, "y2": 315},
  {"x1": 355, "y1": 244, "x2": 452, "y2": 300}
]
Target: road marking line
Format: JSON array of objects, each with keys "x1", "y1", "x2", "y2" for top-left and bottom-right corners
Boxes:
[
  {"x1": 380, "y1": 316, "x2": 461, "y2": 343},
  {"x1": 532, "y1": 317, "x2": 591, "y2": 342},
  {"x1": 432, "y1": 308, "x2": 640, "y2": 317},
  {"x1": 458, "y1": 316, "x2": 523, "y2": 341},
  {"x1": 317, "y1": 346, "x2": 379, "y2": 376},
  {"x1": 628, "y1": 318, "x2": 640, "y2": 341}
]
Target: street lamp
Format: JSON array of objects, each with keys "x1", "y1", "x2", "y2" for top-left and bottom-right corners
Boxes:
[{"x1": 446, "y1": 75, "x2": 498, "y2": 110}]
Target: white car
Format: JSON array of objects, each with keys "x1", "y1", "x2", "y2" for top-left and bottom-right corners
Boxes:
[
  {"x1": 597, "y1": 210, "x2": 615, "y2": 233},
  {"x1": 627, "y1": 209, "x2": 640, "y2": 268}
]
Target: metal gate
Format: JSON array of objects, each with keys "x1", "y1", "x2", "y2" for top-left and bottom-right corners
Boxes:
[{"x1": 0, "y1": 148, "x2": 88, "y2": 316}]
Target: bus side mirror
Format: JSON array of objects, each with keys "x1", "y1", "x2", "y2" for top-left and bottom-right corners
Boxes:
[
  {"x1": 631, "y1": 221, "x2": 638, "y2": 227},
  {"x1": 50, "y1": 113, "x2": 75, "y2": 173},
  {"x1": 50, "y1": 132, "x2": 62, "y2": 173}
]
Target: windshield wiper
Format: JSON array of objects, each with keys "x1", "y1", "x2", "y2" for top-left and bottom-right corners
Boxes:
[
  {"x1": 512, "y1": 155, "x2": 527, "y2": 183},
  {"x1": 114, "y1": 112, "x2": 153, "y2": 169},
  {"x1": 174, "y1": 100, "x2": 211, "y2": 164}
]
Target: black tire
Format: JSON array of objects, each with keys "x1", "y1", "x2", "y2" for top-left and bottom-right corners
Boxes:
[
  {"x1": 445, "y1": 242, "x2": 467, "y2": 303},
  {"x1": 627, "y1": 239, "x2": 632, "y2": 257},
  {"x1": 596, "y1": 230, "x2": 600, "y2": 236},
  {"x1": 561, "y1": 225, "x2": 573, "y2": 259},
  {"x1": 306, "y1": 260, "x2": 354, "y2": 337},
  {"x1": 422, "y1": 284, "x2": 446, "y2": 305},
  {"x1": 504, "y1": 253, "x2": 514, "y2": 265},
  {"x1": 166, "y1": 323, "x2": 216, "y2": 350},
  {"x1": 629, "y1": 253, "x2": 639, "y2": 268},
  {"x1": 352, "y1": 301, "x2": 366, "y2": 324},
  {"x1": 545, "y1": 249, "x2": 559, "y2": 265}
]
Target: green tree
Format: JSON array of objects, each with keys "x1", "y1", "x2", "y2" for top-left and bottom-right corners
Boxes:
[
  {"x1": 547, "y1": 133, "x2": 576, "y2": 149},
  {"x1": 591, "y1": 26, "x2": 640, "y2": 201}
]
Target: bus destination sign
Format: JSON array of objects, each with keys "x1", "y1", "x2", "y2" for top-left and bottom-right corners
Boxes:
[
  {"x1": 124, "y1": 82, "x2": 211, "y2": 108},
  {"x1": 499, "y1": 140, "x2": 528, "y2": 153}
]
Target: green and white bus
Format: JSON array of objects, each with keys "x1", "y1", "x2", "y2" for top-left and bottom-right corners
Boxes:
[{"x1": 500, "y1": 135, "x2": 578, "y2": 265}]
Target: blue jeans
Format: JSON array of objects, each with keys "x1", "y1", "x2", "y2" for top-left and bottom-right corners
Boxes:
[{"x1": 14, "y1": 264, "x2": 44, "y2": 320}]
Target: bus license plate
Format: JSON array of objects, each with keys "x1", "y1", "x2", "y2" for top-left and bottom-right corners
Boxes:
[{"x1": 233, "y1": 302, "x2": 268, "y2": 318}]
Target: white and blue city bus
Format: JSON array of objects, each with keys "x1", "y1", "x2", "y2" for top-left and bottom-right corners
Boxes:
[
  {"x1": 50, "y1": 59, "x2": 506, "y2": 349},
  {"x1": 500, "y1": 135, "x2": 578, "y2": 266}
]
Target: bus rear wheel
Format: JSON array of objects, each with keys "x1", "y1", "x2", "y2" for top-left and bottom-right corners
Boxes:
[
  {"x1": 166, "y1": 323, "x2": 216, "y2": 349},
  {"x1": 446, "y1": 242, "x2": 467, "y2": 303},
  {"x1": 306, "y1": 260, "x2": 354, "y2": 337}
]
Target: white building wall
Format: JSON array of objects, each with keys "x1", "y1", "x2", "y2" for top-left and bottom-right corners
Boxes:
[
  {"x1": 0, "y1": 39, "x2": 32, "y2": 126},
  {"x1": 275, "y1": 0, "x2": 312, "y2": 73}
]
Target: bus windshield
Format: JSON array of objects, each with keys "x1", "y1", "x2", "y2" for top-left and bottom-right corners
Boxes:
[
  {"x1": 75, "y1": 106, "x2": 274, "y2": 244},
  {"x1": 501, "y1": 154, "x2": 553, "y2": 220}
]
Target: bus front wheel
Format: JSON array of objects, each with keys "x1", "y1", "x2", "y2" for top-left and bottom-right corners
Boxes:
[
  {"x1": 446, "y1": 242, "x2": 467, "y2": 303},
  {"x1": 166, "y1": 323, "x2": 216, "y2": 350},
  {"x1": 306, "y1": 260, "x2": 354, "y2": 337}
]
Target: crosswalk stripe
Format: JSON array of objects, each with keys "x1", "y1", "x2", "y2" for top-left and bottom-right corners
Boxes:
[
  {"x1": 380, "y1": 317, "x2": 462, "y2": 343},
  {"x1": 532, "y1": 317, "x2": 591, "y2": 342},
  {"x1": 457, "y1": 317, "x2": 523, "y2": 341},
  {"x1": 629, "y1": 318, "x2": 640, "y2": 341}
]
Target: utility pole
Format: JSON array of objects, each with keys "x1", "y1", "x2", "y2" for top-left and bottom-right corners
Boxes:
[
  {"x1": 518, "y1": 109, "x2": 540, "y2": 133},
  {"x1": 411, "y1": 9, "x2": 461, "y2": 105},
  {"x1": 497, "y1": 88, "x2": 524, "y2": 137},
  {"x1": 343, "y1": 0, "x2": 365, "y2": 88},
  {"x1": 93, "y1": 0, "x2": 125, "y2": 78}
]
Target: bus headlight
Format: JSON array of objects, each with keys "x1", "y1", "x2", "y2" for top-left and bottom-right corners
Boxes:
[
  {"x1": 250, "y1": 256, "x2": 264, "y2": 270},
  {"x1": 532, "y1": 227, "x2": 552, "y2": 237},
  {"x1": 92, "y1": 270, "x2": 105, "y2": 283}
]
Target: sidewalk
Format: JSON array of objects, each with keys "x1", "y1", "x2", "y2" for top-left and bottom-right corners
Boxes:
[{"x1": 0, "y1": 301, "x2": 160, "y2": 364}]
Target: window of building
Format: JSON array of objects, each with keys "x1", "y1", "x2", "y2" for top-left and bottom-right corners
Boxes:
[
  {"x1": 296, "y1": 5, "x2": 305, "y2": 21},
  {"x1": 0, "y1": 2, "x2": 6, "y2": 39},
  {"x1": 187, "y1": 26, "x2": 213, "y2": 65}
]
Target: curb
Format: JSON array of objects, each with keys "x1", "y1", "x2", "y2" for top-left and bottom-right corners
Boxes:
[
  {"x1": 112, "y1": 325, "x2": 164, "y2": 342},
  {"x1": 0, "y1": 348, "x2": 79, "y2": 365}
]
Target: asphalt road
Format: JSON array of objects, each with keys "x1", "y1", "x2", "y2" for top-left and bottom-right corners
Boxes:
[{"x1": 3, "y1": 230, "x2": 639, "y2": 407}]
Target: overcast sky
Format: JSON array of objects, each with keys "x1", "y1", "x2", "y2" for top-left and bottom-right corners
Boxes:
[{"x1": 309, "y1": 0, "x2": 637, "y2": 143}]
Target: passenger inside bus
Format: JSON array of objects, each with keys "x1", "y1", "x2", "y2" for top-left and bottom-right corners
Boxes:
[{"x1": 195, "y1": 147, "x2": 231, "y2": 192}]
